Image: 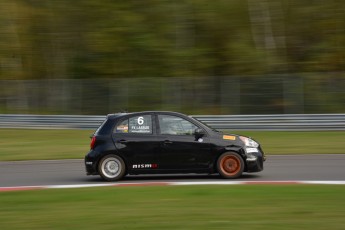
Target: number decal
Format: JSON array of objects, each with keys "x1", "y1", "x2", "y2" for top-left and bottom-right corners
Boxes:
[{"x1": 137, "y1": 116, "x2": 144, "y2": 125}]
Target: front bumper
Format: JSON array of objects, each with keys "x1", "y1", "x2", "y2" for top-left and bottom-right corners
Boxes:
[{"x1": 244, "y1": 147, "x2": 265, "y2": 173}]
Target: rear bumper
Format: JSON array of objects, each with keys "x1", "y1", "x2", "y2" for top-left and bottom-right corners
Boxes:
[{"x1": 85, "y1": 150, "x2": 99, "y2": 175}]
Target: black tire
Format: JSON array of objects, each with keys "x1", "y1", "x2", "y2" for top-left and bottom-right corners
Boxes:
[
  {"x1": 98, "y1": 154, "x2": 126, "y2": 181},
  {"x1": 217, "y1": 152, "x2": 244, "y2": 179}
]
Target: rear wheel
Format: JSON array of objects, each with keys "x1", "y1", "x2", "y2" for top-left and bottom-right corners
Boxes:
[
  {"x1": 98, "y1": 154, "x2": 126, "y2": 181},
  {"x1": 217, "y1": 152, "x2": 244, "y2": 179}
]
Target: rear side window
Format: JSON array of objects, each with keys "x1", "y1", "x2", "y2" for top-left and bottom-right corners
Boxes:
[
  {"x1": 115, "y1": 119, "x2": 129, "y2": 133},
  {"x1": 115, "y1": 115, "x2": 152, "y2": 134}
]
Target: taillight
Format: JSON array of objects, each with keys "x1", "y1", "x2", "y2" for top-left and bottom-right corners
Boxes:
[{"x1": 90, "y1": 136, "x2": 96, "y2": 150}]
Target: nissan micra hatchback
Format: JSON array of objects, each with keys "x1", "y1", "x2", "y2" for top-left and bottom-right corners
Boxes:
[{"x1": 85, "y1": 111, "x2": 265, "y2": 181}]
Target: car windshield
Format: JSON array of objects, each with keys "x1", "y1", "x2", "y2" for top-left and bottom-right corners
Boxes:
[{"x1": 192, "y1": 117, "x2": 222, "y2": 133}]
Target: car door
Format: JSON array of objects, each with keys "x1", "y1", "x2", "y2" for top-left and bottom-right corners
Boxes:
[
  {"x1": 112, "y1": 114, "x2": 160, "y2": 171},
  {"x1": 156, "y1": 114, "x2": 212, "y2": 171}
]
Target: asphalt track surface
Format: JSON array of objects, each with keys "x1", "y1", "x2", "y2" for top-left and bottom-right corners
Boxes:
[{"x1": 1, "y1": 155, "x2": 345, "y2": 187}]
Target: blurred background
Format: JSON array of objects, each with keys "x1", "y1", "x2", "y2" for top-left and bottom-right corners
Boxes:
[{"x1": 0, "y1": 0, "x2": 344, "y2": 115}]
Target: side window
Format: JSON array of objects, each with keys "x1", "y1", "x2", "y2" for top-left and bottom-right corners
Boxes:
[
  {"x1": 115, "y1": 119, "x2": 129, "y2": 133},
  {"x1": 115, "y1": 115, "x2": 152, "y2": 134},
  {"x1": 158, "y1": 115, "x2": 198, "y2": 135}
]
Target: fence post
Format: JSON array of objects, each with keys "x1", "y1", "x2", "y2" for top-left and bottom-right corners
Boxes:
[
  {"x1": 221, "y1": 76, "x2": 240, "y2": 114},
  {"x1": 283, "y1": 76, "x2": 304, "y2": 114}
]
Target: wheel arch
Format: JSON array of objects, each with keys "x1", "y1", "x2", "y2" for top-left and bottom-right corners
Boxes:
[
  {"x1": 97, "y1": 152, "x2": 129, "y2": 176},
  {"x1": 213, "y1": 146, "x2": 247, "y2": 172}
]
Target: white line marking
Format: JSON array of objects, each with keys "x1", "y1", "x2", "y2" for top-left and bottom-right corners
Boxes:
[
  {"x1": 46, "y1": 183, "x2": 115, "y2": 189},
  {"x1": 1, "y1": 181, "x2": 345, "y2": 192},
  {"x1": 170, "y1": 181, "x2": 244, "y2": 185},
  {"x1": 302, "y1": 181, "x2": 345, "y2": 185}
]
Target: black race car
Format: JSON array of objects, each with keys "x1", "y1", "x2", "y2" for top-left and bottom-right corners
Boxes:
[{"x1": 85, "y1": 111, "x2": 265, "y2": 181}]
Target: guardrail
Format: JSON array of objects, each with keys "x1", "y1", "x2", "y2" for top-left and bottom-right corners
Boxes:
[
  {"x1": 1, "y1": 114, "x2": 344, "y2": 131},
  {"x1": 193, "y1": 114, "x2": 345, "y2": 131}
]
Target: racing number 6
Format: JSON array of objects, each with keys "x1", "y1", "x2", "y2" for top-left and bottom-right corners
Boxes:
[{"x1": 137, "y1": 116, "x2": 144, "y2": 125}]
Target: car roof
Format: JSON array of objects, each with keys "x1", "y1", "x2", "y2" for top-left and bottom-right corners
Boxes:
[
  {"x1": 107, "y1": 111, "x2": 188, "y2": 119},
  {"x1": 105, "y1": 111, "x2": 214, "y2": 134}
]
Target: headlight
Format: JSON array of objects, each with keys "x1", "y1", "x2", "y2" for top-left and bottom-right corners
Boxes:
[{"x1": 240, "y1": 136, "x2": 259, "y2": 148}]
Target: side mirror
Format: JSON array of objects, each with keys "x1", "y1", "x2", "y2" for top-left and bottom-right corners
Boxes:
[{"x1": 194, "y1": 128, "x2": 205, "y2": 137}]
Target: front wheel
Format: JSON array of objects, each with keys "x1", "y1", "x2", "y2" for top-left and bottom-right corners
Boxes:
[
  {"x1": 217, "y1": 152, "x2": 244, "y2": 179},
  {"x1": 98, "y1": 154, "x2": 126, "y2": 181}
]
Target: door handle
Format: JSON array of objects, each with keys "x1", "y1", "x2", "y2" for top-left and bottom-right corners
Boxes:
[
  {"x1": 164, "y1": 140, "x2": 173, "y2": 144},
  {"x1": 118, "y1": 139, "x2": 128, "y2": 143}
]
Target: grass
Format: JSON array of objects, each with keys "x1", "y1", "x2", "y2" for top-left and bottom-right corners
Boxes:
[
  {"x1": 0, "y1": 129, "x2": 91, "y2": 161},
  {"x1": 0, "y1": 129, "x2": 344, "y2": 161},
  {"x1": 232, "y1": 130, "x2": 345, "y2": 155},
  {"x1": 0, "y1": 185, "x2": 344, "y2": 229}
]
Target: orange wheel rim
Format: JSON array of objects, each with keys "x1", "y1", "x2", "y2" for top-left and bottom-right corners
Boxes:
[{"x1": 220, "y1": 155, "x2": 241, "y2": 176}]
